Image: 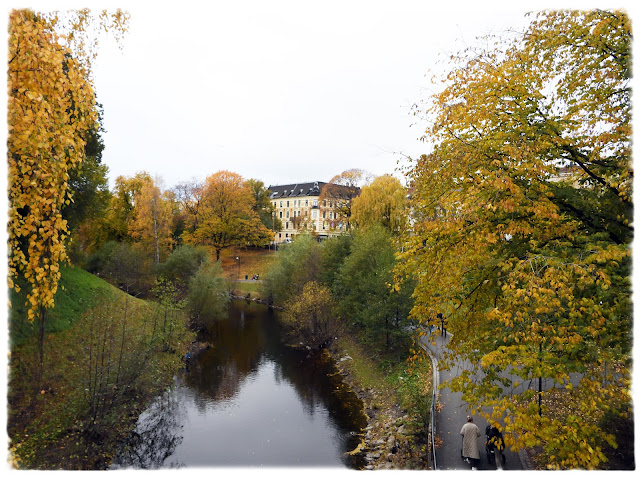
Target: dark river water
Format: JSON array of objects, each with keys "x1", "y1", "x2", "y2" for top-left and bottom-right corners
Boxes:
[{"x1": 111, "y1": 300, "x2": 367, "y2": 469}]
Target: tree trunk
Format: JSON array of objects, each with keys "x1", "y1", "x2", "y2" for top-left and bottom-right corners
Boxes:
[
  {"x1": 153, "y1": 211, "x2": 159, "y2": 265},
  {"x1": 37, "y1": 307, "x2": 47, "y2": 394}
]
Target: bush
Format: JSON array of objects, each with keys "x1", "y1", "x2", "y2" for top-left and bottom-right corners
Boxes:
[
  {"x1": 86, "y1": 240, "x2": 119, "y2": 274},
  {"x1": 281, "y1": 281, "x2": 341, "y2": 349},
  {"x1": 157, "y1": 245, "x2": 209, "y2": 298},
  {"x1": 262, "y1": 234, "x2": 321, "y2": 305},
  {"x1": 186, "y1": 261, "x2": 228, "y2": 326}
]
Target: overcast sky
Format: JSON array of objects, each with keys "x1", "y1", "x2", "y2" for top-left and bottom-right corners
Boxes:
[{"x1": 4, "y1": 0, "x2": 636, "y2": 192}]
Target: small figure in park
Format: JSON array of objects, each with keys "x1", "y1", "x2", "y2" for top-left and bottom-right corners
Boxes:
[
  {"x1": 460, "y1": 415, "x2": 481, "y2": 469},
  {"x1": 438, "y1": 313, "x2": 447, "y2": 337}
]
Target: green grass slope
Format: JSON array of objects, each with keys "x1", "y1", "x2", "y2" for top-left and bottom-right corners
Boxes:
[
  {"x1": 8, "y1": 264, "x2": 193, "y2": 469},
  {"x1": 8, "y1": 264, "x2": 127, "y2": 347}
]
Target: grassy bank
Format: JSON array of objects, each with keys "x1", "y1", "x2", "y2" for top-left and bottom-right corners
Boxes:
[
  {"x1": 329, "y1": 336, "x2": 432, "y2": 469},
  {"x1": 8, "y1": 265, "x2": 194, "y2": 469},
  {"x1": 219, "y1": 246, "x2": 276, "y2": 282},
  {"x1": 218, "y1": 246, "x2": 276, "y2": 301}
]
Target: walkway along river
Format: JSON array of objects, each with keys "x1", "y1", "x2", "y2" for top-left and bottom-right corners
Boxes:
[{"x1": 111, "y1": 300, "x2": 367, "y2": 469}]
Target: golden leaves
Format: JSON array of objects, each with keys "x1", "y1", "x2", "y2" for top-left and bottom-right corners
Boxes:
[
  {"x1": 8, "y1": 9, "x2": 128, "y2": 321},
  {"x1": 400, "y1": 9, "x2": 631, "y2": 470}
]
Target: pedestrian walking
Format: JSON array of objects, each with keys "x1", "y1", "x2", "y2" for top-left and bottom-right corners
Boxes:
[
  {"x1": 438, "y1": 313, "x2": 447, "y2": 337},
  {"x1": 460, "y1": 415, "x2": 481, "y2": 469}
]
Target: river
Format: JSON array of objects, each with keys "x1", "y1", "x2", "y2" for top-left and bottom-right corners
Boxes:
[{"x1": 111, "y1": 300, "x2": 367, "y2": 469}]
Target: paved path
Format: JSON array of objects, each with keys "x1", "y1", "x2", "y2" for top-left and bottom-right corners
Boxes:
[{"x1": 421, "y1": 331, "x2": 527, "y2": 470}]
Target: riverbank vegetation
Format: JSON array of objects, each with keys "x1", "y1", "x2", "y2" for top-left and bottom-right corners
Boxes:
[
  {"x1": 8, "y1": 266, "x2": 194, "y2": 468},
  {"x1": 262, "y1": 182, "x2": 432, "y2": 468}
]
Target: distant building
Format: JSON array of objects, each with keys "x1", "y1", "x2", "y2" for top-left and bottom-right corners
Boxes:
[{"x1": 267, "y1": 181, "x2": 357, "y2": 244}]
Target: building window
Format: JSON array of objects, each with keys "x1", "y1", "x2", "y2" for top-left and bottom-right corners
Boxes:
[
  {"x1": 305, "y1": 199, "x2": 308, "y2": 206},
  {"x1": 286, "y1": 211, "x2": 289, "y2": 218},
  {"x1": 313, "y1": 199, "x2": 318, "y2": 207},
  {"x1": 285, "y1": 233, "x2": 289, "y2": 238},
  {"x1": 279, "y1": 233, "x2": 282, "y2": 238},
  {"x1": 279, "y1": 211, "x2": 283, "y2": 218},
  {"x1": 286, "y1": 222, "x2": 289, "y2": 229},
  {"x1": 280, "y1": 200, "x2": 283, "y2": 207},
  {"x1": 313, "y1": 210, "x2": 318, "y2": 219}
]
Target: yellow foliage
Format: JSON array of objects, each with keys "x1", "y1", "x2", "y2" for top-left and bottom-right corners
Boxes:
[
  {"x1": 399, "y1": 10, "x2": 631, "y2": 469},
  {"x1": 8, "y1": 9, "x2": 128, "y2": 321}
]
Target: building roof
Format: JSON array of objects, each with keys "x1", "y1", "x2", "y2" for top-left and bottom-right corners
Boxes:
[{"x1": 267, "y1": 181, "x2": 326, "y2": 199}]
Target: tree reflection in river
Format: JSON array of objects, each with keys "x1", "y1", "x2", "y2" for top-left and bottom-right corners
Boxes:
[
  {"x1": 111, "y1": 381, "x2": 186, "y2": 468},
  {"x1": 112, "y1": 300, "x2": 366, "y2": 468}
]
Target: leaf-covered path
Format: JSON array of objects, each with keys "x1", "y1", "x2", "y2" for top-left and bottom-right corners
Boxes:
[{"x1": 420, "y1": 331, "x2": 530, "y2": 470}]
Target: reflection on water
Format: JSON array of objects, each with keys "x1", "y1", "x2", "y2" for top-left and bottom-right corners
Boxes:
[{"x1": 112, "y1": 301, "x2": 366, "y2": 469}]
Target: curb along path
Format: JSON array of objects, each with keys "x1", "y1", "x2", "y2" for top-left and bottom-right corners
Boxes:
[{"x1": 420, "y1": 331, "x2": 531, "y2": 470}]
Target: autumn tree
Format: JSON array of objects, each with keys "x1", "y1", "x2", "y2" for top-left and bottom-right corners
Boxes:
[
  {"x1": 173, "y1": 178, "x2": 204, "y2": 236},
  {"x1": 184, "y1": 171, "x2": 272, "y2": 261},
  {"x1": 281, "y1": 281, "x2": 341, "y2": 350},
  {"x1": 128, "y1": 175, "x2": 174, "y2": 264},
  {"x1": 319, "y1": 168, "x2": 370, "y2": 229},
  {"x1": 7, "y1": 9, "x2": 128, "y2": 386},
  {"x1": 102, "y1": 173, "x2": 149, "y2": 242},
  {"x1": 351, "y1": 174, "x2": 408, "y2": 235},
  {"x1": 247, "y1": 178, "x2": 282, "y2": 232},
  {"x1": 399, "y1": 10, "x2": 631, "y2": 469}
]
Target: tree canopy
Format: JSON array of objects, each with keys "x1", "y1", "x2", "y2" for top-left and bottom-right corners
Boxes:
[
  {"x1": 399, "y1": 10, "x2": 631, "y2": 469},
  {"x1": 351, "y1": 174, "x2": 408, "y2": 235},
  {"x1": 183, "y1": 171, "x2": 272, "y2": 260}
]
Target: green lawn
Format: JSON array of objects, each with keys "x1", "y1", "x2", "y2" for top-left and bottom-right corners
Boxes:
[{"x1": 8, "y1": 264, "x2": 125, "y2": 348}]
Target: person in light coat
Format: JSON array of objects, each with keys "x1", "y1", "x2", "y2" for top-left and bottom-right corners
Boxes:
[{"x1": 460, "y1": 415, "x2": 481, "y2": 469}]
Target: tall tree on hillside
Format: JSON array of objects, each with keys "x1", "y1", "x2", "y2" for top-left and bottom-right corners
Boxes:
[
  {"x1": 7, "y1": 8, "x2": 128, "y2": 388},
  {"x1": 184, "y1": 171, "x2": 271, "y2": 261},
  {"x1": 129, "y1": 176, "x2": 174, "y2": 264},
  {"x1": 351, "y1": 174, "x2": 408, "y2": 235},
  {"x1": 399, "y1": 10, "x2": 631, "y2": 469},
  {"x1": 63, "y1": 104, "x2": 112, "y2": 260},
  {"x1": 103, "y1": 173, "x2": 149, "y2": 242},
  {"x1": 173, "y1": 178, "x2": 204, "y2": 236}
]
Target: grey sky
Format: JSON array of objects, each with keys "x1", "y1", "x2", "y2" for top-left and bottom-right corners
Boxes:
[{"x1": 4, "y1": 0, "x2": 635, "y2": 192}]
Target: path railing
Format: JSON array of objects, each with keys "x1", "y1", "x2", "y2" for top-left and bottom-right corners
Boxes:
[{"x1": 420, "y1": 330, "x2": 439, "y2": 470}]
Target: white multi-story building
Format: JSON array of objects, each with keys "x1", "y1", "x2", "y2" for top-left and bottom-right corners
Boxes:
[{"x1": 267, "y1": 181, "x2": 355, "y2": 244}]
